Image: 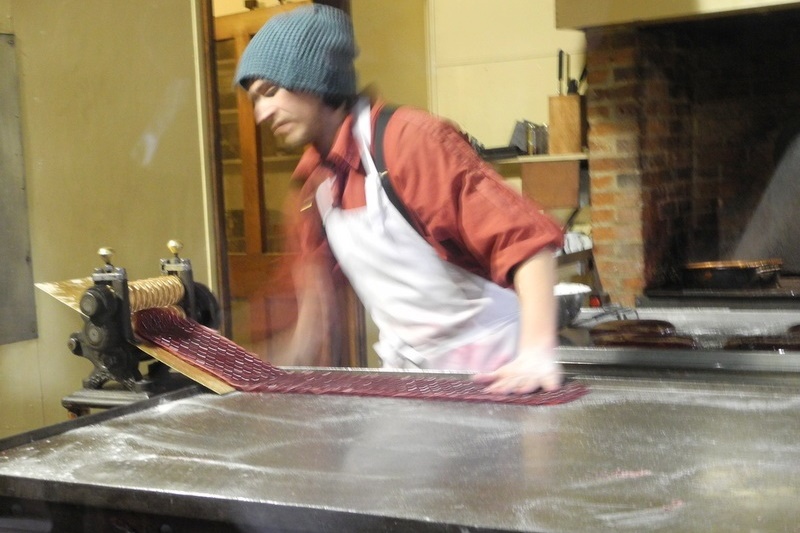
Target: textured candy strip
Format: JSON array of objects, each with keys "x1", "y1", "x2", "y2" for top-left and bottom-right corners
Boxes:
[
  {"x1": 133, "y1": 308, "x2": 286, "y2": 389},
  {"x1": 133, "y1": 307, "x2": 588, "y2": 406},
  {"x1": 251, "y1": 370, "x2": 588, "y2": 406}
]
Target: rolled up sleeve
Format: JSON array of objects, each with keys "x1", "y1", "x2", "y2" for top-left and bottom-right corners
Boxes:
[{"x1": 384, "y1": 108, "x2": 563, "y2": 288}]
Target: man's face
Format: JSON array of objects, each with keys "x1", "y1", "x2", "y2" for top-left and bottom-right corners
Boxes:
[{"x1": 246, "y1": 80, "x2": 326, "y2": 149}]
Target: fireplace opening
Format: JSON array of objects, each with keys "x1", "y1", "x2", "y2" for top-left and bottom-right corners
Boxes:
[{"x1": 586, "y1": 8, "x2": 800, "y2": 305}]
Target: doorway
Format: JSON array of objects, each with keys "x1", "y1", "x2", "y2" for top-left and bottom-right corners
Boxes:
[{"x1": 210, "y1": 1, "x2": 365, "y2": 367}]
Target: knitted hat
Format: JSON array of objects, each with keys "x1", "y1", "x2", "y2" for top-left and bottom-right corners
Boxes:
[{"x1": 234, "y1": 4, "x2": 357, "y2": 98}]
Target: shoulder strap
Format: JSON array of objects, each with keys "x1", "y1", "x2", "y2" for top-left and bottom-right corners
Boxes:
[
  {"x1": 373, "y1": 106, "x2": 420, "y2": 232},
  {"x1": 373, "y1": 105, "x2": 394, "y2": 172}
]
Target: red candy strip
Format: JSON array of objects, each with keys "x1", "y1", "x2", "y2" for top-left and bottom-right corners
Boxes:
[{"x1": 134, "y1": 307, "x2": 588, "y2": 406}]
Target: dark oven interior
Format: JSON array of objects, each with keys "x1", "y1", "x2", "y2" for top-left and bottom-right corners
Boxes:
[{"x1": 585, "y1": 8, "x2": 800, "y2": 305}]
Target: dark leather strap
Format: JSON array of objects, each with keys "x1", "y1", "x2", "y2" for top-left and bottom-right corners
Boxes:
[
  {"x1": 373, "y1": 105, "x2": 395, "y2": 173},
  {"x1": 373, "y1": 105, "x2": 419, "y2": 232}
]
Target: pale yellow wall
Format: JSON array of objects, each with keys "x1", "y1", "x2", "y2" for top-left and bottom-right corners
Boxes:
[
  {"x1": 352, "y1": 0, "x2": 429, "y2": 110},
  {"x1": 0, "y1": 0, "x2": 9, "y2": 32},
  {"x1": 430, "y1": 0, "x2": 585, "y2": 147},
  {"x1": 353, "y1": 0, "x2": 587, "y2": 146},
  {"x1": 1, "y1": 0, "x2": 216, "y2": 437}
]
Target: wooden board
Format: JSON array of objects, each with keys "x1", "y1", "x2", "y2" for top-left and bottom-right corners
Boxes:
[
  {"x1": 548, "y1": 95, "x2": 586, "y2": 154},
  {"x1": 36, "y1": 279, "x2": 235, "y2": 394},
  {"x1": 520, "y1": 160, "x2": 581, "y2": 209}
]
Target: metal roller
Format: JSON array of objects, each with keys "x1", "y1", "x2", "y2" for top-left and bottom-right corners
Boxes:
[
  {"x1": 128, "y1": 276, "x2": 185, "y2": 313},
  {"x1": 64, "y1": 242, "x2": 218, "y2": 394}
]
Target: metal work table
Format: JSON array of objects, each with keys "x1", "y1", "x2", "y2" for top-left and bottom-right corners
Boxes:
[{"x1": 1, "y1": 367, "x2": 799, "y2": 532}]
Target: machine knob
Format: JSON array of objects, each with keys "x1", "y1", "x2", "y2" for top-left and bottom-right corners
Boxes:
[
  {"x1": 84, "y1": 322, "x2": 112, "y2": 349},
  {"x1": 80, "y1": 285, "x2": 117, "y2": 319},
  {"x1": 67, "y1": 334, "x2": 83, "y2": 355},
  {"x1": 167, "y1": 240, "x2": 183, "y2": 257},
  {"x1": 97, "y1": 247, "x2": 114, "y2": 265}
]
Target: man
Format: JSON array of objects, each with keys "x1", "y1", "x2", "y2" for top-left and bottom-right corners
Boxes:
[{"x1": 234, "y1": 4, "x2": 564, "y2": 395}]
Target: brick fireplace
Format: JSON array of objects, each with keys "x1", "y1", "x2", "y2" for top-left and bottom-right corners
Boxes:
[{"x1": 584, "y1": 9, "x2": 800, "y2": 306}]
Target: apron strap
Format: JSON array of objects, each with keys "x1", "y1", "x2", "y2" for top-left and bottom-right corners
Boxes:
[
  {"x1": 372, "y1": 105, "x2": 424, "y2": 235},
  {"x1": 372, "y1": 105, "x2": 395, "y2": 173}
]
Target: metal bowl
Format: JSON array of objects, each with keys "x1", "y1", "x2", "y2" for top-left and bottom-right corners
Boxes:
[{"x1": 555, "y1": 283, "x2": 591, "y2": 329}]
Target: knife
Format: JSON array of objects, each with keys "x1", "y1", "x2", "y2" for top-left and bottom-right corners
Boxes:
[
  {"x1": 577, "y1": 65, "x2": 588, "y2": 94},
  {"x1": 558, "y1": 49, "x2": 564, "y2": 95}
]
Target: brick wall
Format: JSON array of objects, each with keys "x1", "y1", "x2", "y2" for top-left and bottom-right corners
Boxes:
[{"x1": 584, "y1": 11, "x2": 800, "y2": 306}]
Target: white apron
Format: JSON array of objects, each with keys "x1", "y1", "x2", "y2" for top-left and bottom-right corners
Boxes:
[{"x1": 315, "y1": 99, "x2": 520, "y2": 371}]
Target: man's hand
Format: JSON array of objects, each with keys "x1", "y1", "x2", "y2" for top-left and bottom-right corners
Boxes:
[
  {"x1": 476, "y1": 248, "x2": 562, "y2": 395},
  {"x1": 472, "y1": 348, "x2": 563, "y2": 395}
]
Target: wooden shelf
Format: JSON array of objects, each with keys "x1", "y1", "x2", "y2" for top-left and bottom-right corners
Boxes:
[{"x1": 493, "y1": 152, "x2": 587, "y2": 165}]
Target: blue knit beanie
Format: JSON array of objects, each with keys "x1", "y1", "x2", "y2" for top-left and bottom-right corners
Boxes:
[{"x1": 234, "y1": 4, "x2": 357, "y2": 98}]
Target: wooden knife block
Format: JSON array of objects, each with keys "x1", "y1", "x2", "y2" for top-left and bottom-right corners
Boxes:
[{"x1": 548, "y1": 95, "x2": 586, "y2": 154}]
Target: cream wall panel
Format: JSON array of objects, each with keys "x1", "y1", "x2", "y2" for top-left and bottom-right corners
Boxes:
[
  {"x1": 435, "y1": 53, "x2": 584, "y2": 147},
  {"x1": 16, "y1": 0, "x2": 213, "y2": 284},
  {"x1": 432, "y1": 0, "x2": 585, "y2": 66},
  {"x1": 0, "y1": 0, "x2": 10, "y2": 32},
  {"x1": 429, "y1": 0, "x2": 585, "y2": 139},
  {"x1": 352, "y1": 0, "x2": 429, "y2": 110}
]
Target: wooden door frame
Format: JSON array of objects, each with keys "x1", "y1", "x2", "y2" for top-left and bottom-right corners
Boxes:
[{"x1": 198, "y1": 0, "x2": 231, "y2": 337}]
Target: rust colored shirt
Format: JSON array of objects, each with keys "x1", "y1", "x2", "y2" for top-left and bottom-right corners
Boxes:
[{"x1": 290, "y1": 99, "x2": 563, "y2": 289}]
